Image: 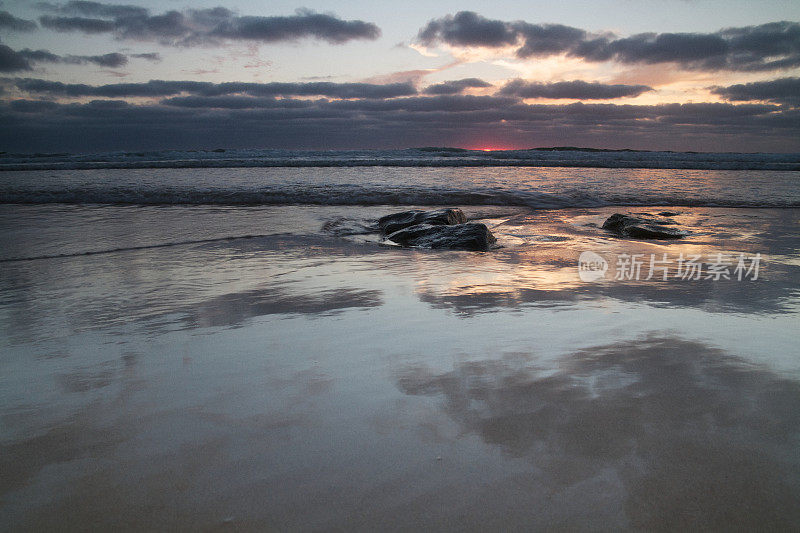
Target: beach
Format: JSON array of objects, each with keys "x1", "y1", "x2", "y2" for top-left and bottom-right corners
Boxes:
[
  {"x1": 1, "y1": 161, "x2": 799, "y2": 531},
  {"x1": 3, "y1": 0, "x2": 800, "y2": 526}
]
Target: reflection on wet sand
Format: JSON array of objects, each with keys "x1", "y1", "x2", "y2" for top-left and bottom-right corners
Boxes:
[
  {"x1": 183, "y1": 286, "x2": 384, "y2": 328},
  {"x1": 415, "y1": 263, "x2": 800, "y2": 316},
  {"x1": 396, "y1": 336, "x2": 800, "y2": 530},
  {"x1": 386, "y1": 207, "x2": 800, "y2": 317},
  {"x1": 1, "y1": 205, "x2": 798, "y2": 530}
]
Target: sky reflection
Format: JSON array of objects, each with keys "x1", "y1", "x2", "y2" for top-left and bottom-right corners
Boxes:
[{"x1": 396, "y1": 335, "x2": 800, "y2": 530}]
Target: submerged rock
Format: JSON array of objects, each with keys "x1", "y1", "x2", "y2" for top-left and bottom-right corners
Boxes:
[
  {"x1": 602, "y1": 213, "x2": 686, "y2": 240},
  {"x1": 378, "y1": 208, "x2": 466, "y2": 235},
  {"x1": 387, "y1": 223, "x2": 496, "y2": 251}
]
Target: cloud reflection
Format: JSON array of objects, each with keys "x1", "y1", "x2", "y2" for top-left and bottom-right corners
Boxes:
[
  {"x1": 396, "y1": 336, "x2": 800, "y2": 529},
  {"x1": 183, "y1": 286, "x2": 384, "y2": 328}
]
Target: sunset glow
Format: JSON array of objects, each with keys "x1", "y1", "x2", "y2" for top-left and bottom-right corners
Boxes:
[
  {"x1": 1, "y1": 2, "x2": 799, "y2": 530},
  {"x1": 0, "y1": 2, "x2": 798, "y2": 151}
]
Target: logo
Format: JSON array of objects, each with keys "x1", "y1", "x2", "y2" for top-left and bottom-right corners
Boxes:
[{"x1": 578, "y1": 251, "x2": 608, "y2": 282}]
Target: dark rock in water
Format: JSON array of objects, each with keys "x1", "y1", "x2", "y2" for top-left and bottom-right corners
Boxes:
[
  {"x1": 387, "y1": 223, "x2": 496, "y2": 251},
  {"x1": 658, "y1": 211, "x2": 680, "y2": 217},
  {"x1": 322, "y1": 218, "x2": 377, "y2": 236},
  {"x1": 622, "y1": 224, "x2": 686, "y2": 239},
  {"x1": 379, "y1": 208, "x2": 495, "y2": 251},
  {"x1": 378, "y1": 208, "x2": 466, "y2": 235},
  {"x1": 602, "y1": 213, "x2": 686, "y2": 240}
]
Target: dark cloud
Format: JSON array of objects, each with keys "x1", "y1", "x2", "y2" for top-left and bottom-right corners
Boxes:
[
  {"x1": 719, "y1": 21, "x2": 800, "y2": 70},
  {"x1": 0, "y1": 45, "x2": 31, "y2": 72},
  {"x1": 16, "y1": 49, "x2": 62, "y2": 63},
  {"x1": 712, "y1": 77, "x2": 800, "y2": 106},
  {"x1": 130, "y1": 52, "x2": 161, "y2": 62},
  {"x1": 13, "y1": 49, "x2": 130, "y2": 68},
  {"x1": 37, "y1": 3, "x2": 381, "y2": 46},
  {"x1": 423, "y1": 78, "x2": 493, "y2": 95},
  {"x1": 0, "y1": 91, "x2": 797, "y2": 153},
  {"x1": 500, "y1": 79, "x2": 653, "y2": 99},
  {"x1": 0, "y1": 10, "x2": 37, "y2": 31},
  {"x1": 418, "y1": 12, "x2": 800, "y2": 71},
  {"x1": 417, "y1": 12, "x2": 589, "y2": 57},
  {"x1": 69, "y1": 52, "x2": 128, "y2": 67},
  {"x1": 37, "y1": 1, "x2": 149, "y2": 19},
  {"x1": 8, "y1": 99, "x2": 60, "y2": 112},
  {"x1": 323, "y1": 94, "x2": 519, "y2": 112},
  {"x1": 212, "y1": 81, "x2": 417, "y2": 99},
  {"x1": 0, "y1": 49, "x2": 162, "y2": 72},
  {"x1": 599, "y1": 33, "x2": 729, "y2": 65},
  {"x1": 418, "y1": 11, "x2": 518, "y2": 48},
  {"x1": 161, "y1": 95, "x2": 314, "y2": 110},
  {"x1": 39, "y1": 14, "x2": 115, "y2": 33},
  {"x1": 15, "y1": 78, "x2": 214, "y2": 97},
  {"x1": 210, "y1": 8, "x2": 380, "y2": 44},
  {"x1": 14, "y1": 78, "x2": 418, "y2": 99},
  {"x1": 514, "y1": 22, "x2": 588, "y2": 58}
]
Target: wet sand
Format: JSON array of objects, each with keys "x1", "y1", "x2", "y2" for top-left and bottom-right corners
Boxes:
[{"x1": 1, "y1": 205, "x2": 799, "y2": 531}]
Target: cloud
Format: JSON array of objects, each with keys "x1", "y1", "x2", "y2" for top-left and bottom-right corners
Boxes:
[
  {"x1": 0, "y1": 49, "x2": 165, "y2": 72},
  {"x1": 8, "y1": 99, "x2": 60, "y2": 112},
  {"x1": 130, "y1": 52, "x2": 161, "y2": 62},
  {"x1": 14, "y1": 78, "x2": 216, "y2": 96},
  {"x1": 417, "y1": 12, "x2": 800, "y2": 71},
  {"x1": 711, "y1": 77, "x2": 800, "y2": 106},
  {"x1": 161, "y1": 95, "x2": 314, "y2": 109},
  {"x1": 210, "y1": 8, "x2": 380, "y2": 44},
  {"x1": 418, "y1": 11, "x2": 518, "y2": 48},
  {"x1": 16, "y1": 49, "x2": 62, "y2": 63},
  {"x1": 322, "y1": 94, "x2": 519, "y2": 112},
  {"x1": 216, "y1": 81, "x2": 417, "y2": 99},
  {"x1": 499, "y1": 79, "x2": 653, "y2": 99},
  {"x1": 37, "y1": 3, "x2": 381, "y2": 46},
  {"x1": 417, "y1": 12, "x2": 592, "y2": 57},
  {"x1": 718, "y1": 21, "x2": 800, "y2": 71},
  {"x1": 423, "y1": 78, "x2": 493, "y2": 95},
  {"x1": 37, "y1": 1, "x2": 149, "y2": 19},
  {"x1": 0, "y1": 45, "x2": 32, "y2": 72},
  {"x1": 0, "y1": 10, "x2": 37, "y2": 31},
  {"x1": 13, "y1": 78, "x2": 418, "y2": 98},
  {"x1": 515, "y1": 22, "x2": 589, "y2": 58},
  {"x1": 585, "y1": 33, "x2": 729, "y2": 65},
  {"x1": 1, "y1": 90, "x2": 797, "y2": 153},
  {"x1": 67, "y1": 52, "x2": 128, "y2": 67},
  {"x1": 39, "y1": 14, "x2": 115, "y2": 33}
]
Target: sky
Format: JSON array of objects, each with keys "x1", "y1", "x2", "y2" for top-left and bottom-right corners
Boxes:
[{"x1": 0, "y1": 0, "x2": 799, "y2": 152}]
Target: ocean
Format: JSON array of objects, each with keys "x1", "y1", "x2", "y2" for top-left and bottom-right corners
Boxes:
[{"x1": 1, "y1": 150, "x2": 799, "y2": 530}]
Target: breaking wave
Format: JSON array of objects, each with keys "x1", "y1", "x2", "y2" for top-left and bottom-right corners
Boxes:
[
  {"x1": 1, "y1": 148, "x2": 799, "y2": 171},
  {"x1": 2, "y1": 186, "x2": 798, "y2": 208}
]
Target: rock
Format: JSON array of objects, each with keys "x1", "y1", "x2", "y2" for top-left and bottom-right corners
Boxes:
[
  {"x1": 602, "y1": 213, "x2": 686, "y2": 240},
  {"x1": 378, "y1": 208, "x2": 466, "y2": 235},
  {"x1": 387, "y1": 223, "x2": 497, "y2": 251},
  {"x1": 658, "y1": 211, "x2": 680, "y2": 217}
]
